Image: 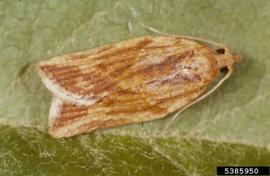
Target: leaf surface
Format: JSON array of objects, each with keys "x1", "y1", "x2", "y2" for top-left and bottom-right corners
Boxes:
[{"x1": 0, "y1": 0, "x2": 269, "y2": 175}]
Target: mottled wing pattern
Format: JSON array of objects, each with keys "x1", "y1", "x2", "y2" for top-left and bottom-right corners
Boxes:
[
  {"x1": 38, "y1": 36, "x2": 214, "y2": 106},
  {"x1": 45, "y1": 37, "x2": 218, "y2": 137}
]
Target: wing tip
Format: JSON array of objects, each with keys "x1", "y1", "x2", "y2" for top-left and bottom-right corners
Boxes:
[
  {"x1": 37, "y1": 62, "x2": 102, "y2": 106},
  {"x1": 47, "y1": 97, "x2": 97, "y2": 138},
  {"x1": 47, "y1": 97, "x2": 77, "y2": 138}
]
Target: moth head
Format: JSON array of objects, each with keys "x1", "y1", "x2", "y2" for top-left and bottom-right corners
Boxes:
[{"x1": 215, "y1": 47, "x2": 242, "y2": 71}]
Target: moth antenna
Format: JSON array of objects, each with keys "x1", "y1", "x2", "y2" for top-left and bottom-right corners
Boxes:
[
  {"x1": 140, "y1": 23, "x2": 228, "y2": 50},
  {"x1": 163, "y1": 66, "x2": 233, "y2": 131}
]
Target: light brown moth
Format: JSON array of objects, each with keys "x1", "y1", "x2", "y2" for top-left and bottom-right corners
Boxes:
[{"x1": 38, "y1": 32, "x2": 241, "y2": 138}]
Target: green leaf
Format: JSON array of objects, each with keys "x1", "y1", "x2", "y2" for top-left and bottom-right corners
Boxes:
[
  {"x1": 0, "y1": 0, "x2": 270, "y2": 175},
  {"x1": 1, "y1": 125, "x2": 270, "y2": 176}
]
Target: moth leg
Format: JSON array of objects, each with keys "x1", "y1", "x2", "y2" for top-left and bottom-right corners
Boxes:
[
  {"x1": 140, "y1": 23, "x2": 228, "y2": 51},
  {"x1": 163, "y1": 66, "x2": 233, "y2": 131}
]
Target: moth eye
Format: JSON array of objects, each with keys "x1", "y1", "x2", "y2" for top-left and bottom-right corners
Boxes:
[
  {"x1": 216, "y1": 48, "x2": 225, "y2": 54},
  {"x1": 220, "y1": 66, "x2": 229, "y2": 73}
]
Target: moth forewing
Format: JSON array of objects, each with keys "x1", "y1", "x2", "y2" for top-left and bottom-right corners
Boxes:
[
  {"x1": 49, "y1": 85, "x2": 208, "y2": 138},
  {"x1": 38, "y1": 35, "x2": 241, "y2": 138},
  {"x1": 38, "y1": 36, "x2": 215, "y2": 105}
]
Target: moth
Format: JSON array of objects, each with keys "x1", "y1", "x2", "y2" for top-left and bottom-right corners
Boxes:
[{"x1": 38, "y1": 32, "x2": 241, "y2": 138}]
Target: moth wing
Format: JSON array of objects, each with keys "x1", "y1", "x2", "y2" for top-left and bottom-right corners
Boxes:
[
  {"x1": 48, "y1": 46, "x2": 218, "y2": 138},
  {"x1": 49, "y1": 84, "x2": 208, "y2": 138},
  {"x1": 38, "y1": 36, "x2": 207, "y2": 106},
  {"x1": 38, "y1": 38, "x2": 144, "y2": 106}
]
